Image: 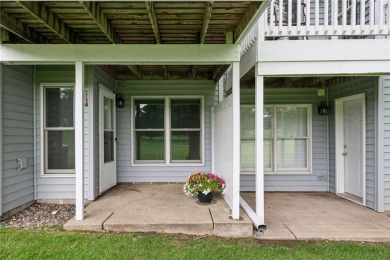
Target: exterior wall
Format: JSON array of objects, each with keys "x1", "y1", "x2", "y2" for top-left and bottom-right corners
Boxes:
[
  {"x1": 240, "y1": 87, "x2": 328, "y2": 192},
  {"x1": 1, "y1": 65, "x2": 35, "y2": 214},
  {"x1": 328, "y1": 77, "x2": 377, "y2": 209},
  {"x1": 35, "y1": 65, "x2": 89, "y2": 200},
  {"x1": 116, "y1": 80, "x2": 216, "y2": 183},
  {"x1": 382, "y1": 76, "x2": 390, "y2": 210}
]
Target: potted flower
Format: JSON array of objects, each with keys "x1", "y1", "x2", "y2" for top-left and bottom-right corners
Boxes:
[{"x1": 183, "y1": 172, "x2": 226, "y2": 203}]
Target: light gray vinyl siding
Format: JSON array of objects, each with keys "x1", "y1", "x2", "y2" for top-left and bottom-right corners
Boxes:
[
  {"x1": 35, "y1": 65, "x2": 89, "y2": 200},
  {"x1": 116, "y1": 80, "x2": 216, "y2": 183},
  {"x1": 90, "y1": 66, "x2": 115, "y2": 199},
  {"x1": 240, "y1": 87, "x2": 328, "y2": 192},
  {"x1": 2, "y1": 65, "x2": 35, "y2": 213},
  {"x1": 382, "y1": 76, "x2": 390, "y2": 210},
  {"x1": 328, "y1": 77, "x2": 377, "y2": 209}
]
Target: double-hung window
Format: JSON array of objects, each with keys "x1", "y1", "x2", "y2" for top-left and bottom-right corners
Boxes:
[
  {"x1": 241, "y1": 104, "x2": 312, "y2": 174},
  {"x1": 42, "y1": 84, "x2": 75, "y2": 175},
  {"x1": 133, "y1": 97, "x2": 203, "y2": 165}
]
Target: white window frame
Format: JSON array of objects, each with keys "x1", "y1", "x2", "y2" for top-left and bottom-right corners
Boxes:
[
  {"x1": 241, "y1": 104, "x2": 312, "y2": 175},
  {"x1": 131, "y1": 96, "x2": 205, "y2": 166},
  {"x1": 40, "y1": 83, "x2": 75, "y2": 177}
]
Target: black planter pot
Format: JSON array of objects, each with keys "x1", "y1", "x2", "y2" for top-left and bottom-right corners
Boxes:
[{"x1": 197, "y1": 192, "x2": 213, "y2": 203}]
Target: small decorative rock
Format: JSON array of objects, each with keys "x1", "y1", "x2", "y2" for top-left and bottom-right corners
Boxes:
[{"x1": 0, "y1": 203, "x2": 75, "y2": 229}]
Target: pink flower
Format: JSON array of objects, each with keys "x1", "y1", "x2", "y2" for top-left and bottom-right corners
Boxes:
[{"x1": 220, "y1": 179, "x2": 225, "y2": 185}]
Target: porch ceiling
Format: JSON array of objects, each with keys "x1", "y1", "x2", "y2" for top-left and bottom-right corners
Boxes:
[{"x1": 0, "y1": 1, "x2": 266, "y2": 81}]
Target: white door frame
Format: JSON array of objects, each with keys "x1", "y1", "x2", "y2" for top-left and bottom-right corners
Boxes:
[
  {"x1": 99, "y1": 86, "x2": 117, "y2": 194},
  {"x1": 335, "y1": 93, "x2": 366, "y2": 206}
]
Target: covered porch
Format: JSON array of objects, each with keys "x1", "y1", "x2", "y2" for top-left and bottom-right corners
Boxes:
[{"x1": 63, "y1": 183, "x2": 390, "y2": 241}]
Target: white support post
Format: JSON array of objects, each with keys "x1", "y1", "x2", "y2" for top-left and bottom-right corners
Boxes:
[
  {"x1": 231, "y1": 61, "x2": 240, "y2": 220},
  {"x1": 218, "y1": 77, "x2": 224, "y2": 102},
  {"x1": 255, "y1": 69, "x2": 264, "y2": 220},
  {"x1": 0, "y1": 65, "x2": 3, "y2": 217},
  {"x1": 75, "y1": 62, "x2": 85, "y2": 221}
]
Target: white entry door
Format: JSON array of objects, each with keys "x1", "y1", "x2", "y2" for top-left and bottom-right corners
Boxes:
[
  {"x1": 99, "y1": 87, "x2": 117, "y2": 194},
  {"x1": 343, "y1": 98, "x2": 363, "y2": 198}
]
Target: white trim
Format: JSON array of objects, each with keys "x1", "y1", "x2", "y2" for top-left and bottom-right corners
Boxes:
[
  {"x1": 87, "y1": 67, "x2": 95, "y2": 200},
  {"x1": 0, "y1": 44, "x2": 240, "y2": 64},
  {"x1": 40, "y1": 83, "x2": 75, "y2": 177},
  {"x1": 211, "y1": 107, "x2": 215, "y2": 173},
  {"x1": 131, "y1": 96, "x2": 205, "y2": 166},
  {"x1": 99, "y1": 86, "x2": 117, "y2": 194},
  {"x1": 0, "y1": 65, "x2": 3, "y2": 216},
  {"x1": 377, "y1": 77, "x2": 385, "y2": 212},
  {"x1": 231, "y1": 61, "x2": 240, "y2": 220},
  {"x1": 75, "y1": 62, "x2": 84, "y2": 220},
  {"x1": 335, "y1": 93, "x2": 366, "y2": 206}
]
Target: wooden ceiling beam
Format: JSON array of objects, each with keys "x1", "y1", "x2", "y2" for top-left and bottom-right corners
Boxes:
[
  {"x1": 127, "y1": 65, "x2": 142, "y2": 79},
  {"x1": 79, "y1": 1, "x2": 120, "y2": 44},
  {"x1": 17, "y1": 1, "x2": 81, "y2": 43},
  {"x1": 0, "y1": 9, "x2": 38, "y2": 43},
  {"x1": 145, "y1": 1, "x2": 161, "y2": 44},
  {"x1": 212, "y1": 65, "x2": 229, "y2": 82},
  {"x1": 145, "y1": 1, "x2": 168, "y2": 79},
  {"x1": 234, "y1": 2, "x2": 261, "y2": 43},
  {"x1": 191, "y1": 1, "x2": 214, "y2": 80}
]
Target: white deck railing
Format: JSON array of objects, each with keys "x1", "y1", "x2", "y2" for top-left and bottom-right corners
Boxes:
[
  {"x1": 265, "y1": 0, "x2": 390, "y2": 37},
  {"x1": 240, "y1": 22, "x2": 258, "y2": 57}
]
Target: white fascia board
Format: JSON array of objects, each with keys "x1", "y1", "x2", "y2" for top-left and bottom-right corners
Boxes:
[
  {"x1": 0, "y1": 44, "x2": 240, "y2": 64},
  {"x1": 240, "y1": 43, "x2": 257, "y2": 78},
  {"x1": 258, "y1": 40, "x2": 390, "y2": 62},
  {"x1": 258, "y1": 60, "x2": 390, "y2": 76}
]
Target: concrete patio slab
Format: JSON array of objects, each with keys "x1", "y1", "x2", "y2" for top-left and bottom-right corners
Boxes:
[
  {"x1": 65, "y1": 184, "x2": 253, "y2": 237},
  {"x1": 242, "y1": 192, "x2": 390, "y2": 242},
  {"x1": 64, "y1": 211, "x2": 112, "y2": 232}
]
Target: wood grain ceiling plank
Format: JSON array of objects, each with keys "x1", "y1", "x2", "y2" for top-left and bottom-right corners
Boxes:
[
  {"x1": 0, "y1": 9, "x2": 38, "y2": 43},
  {"x1": 17, "y1": 1, "x2": 82, "y2": 43}
]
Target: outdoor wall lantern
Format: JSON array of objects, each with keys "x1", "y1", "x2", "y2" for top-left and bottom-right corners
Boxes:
[
  {"x1": 116, "y1": 93, "x2": 125, "y2": 108},
  {"x1": 318, "y1": 101, "x2": 329, "y2": 115}
]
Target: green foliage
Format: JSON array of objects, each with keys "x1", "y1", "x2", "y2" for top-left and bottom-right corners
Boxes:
[{"x1": 1, "y1": 229, "x2": 390, "y2": 260}]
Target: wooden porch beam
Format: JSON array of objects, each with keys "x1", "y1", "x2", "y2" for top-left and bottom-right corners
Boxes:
[
  {"x1": 0, "y1": 9, "x2": 38, "y2": 43},
  {"x1": 212, "y1": 65, "x2": 229, "y2": 82},
  {"x1": 127, "y1": 65, "x2": 142, "y2": 79},
  {"x1": 145, "y1": 1, "x2": 168, "y2": 79},
  {"x1": 191, "y1": 1, "x2": 215, "y2": 80},
  {"x1": 234, "y1": 2, "x2": 261, "y2": 43},
  {"x1": 79, "y1": 1, "x2": 120, "y2": 44},
  {"x1": 98, "y1": 65, "x2": 118, "y2": 79},
  {"x1": 145, "y1": 1, "x2": 161, "y2": 44},
  {"x1": 17, "y1": 1, "x2": 81, "y2": 44}
]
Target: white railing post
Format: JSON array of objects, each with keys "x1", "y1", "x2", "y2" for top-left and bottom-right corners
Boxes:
[
  {"x1": 270, "y1": 0, "x2": 275, "y2": 33},
  {"x1": 297, "y1": 0, "x2": 302, "y2": 33},
  {"x1": 333, "y1": 0, "x2": 338, "y2": 33},
  {"x1": 324, "y1": 0, "x2": 329, "y2": 33},
  {"x1": 315, "y1": 0, "x2": 320, "y2": 30},
  {"x1": 342, "y1": 0, "x2": 347, "y2": 33},
  {"x1": 306, "y1": 0, "x2": 311, "y2": 33},
  {"x1": 288, "y1": 0, "x2": 292, "y2": 32},
  {"x1": 351, "y1": 0, "x2": 357, "y2": 33},
  {"x1": 370, "y1": 0, "x2": 375, "y2": 32},
  {"x1": 278, "y1": 0, "x2": 283, "y2": 33}
]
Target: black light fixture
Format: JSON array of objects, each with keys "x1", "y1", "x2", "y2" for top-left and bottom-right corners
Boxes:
[
  {"x1": 116, "y1": 93, "x2": 125, "y2": 108},
  {"x1": 318, "y1": 101, "x2": 329, "y2": 115}
]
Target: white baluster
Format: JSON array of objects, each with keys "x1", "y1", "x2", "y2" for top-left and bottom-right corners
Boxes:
[
  {"x1": 297, "y1": 0, "x2": 302, "y2": 33},
  {"x1": 351, "y1": 0, "x2": 357, "y2": 33},
  {"x1": 324, "y1": 0, "x2": 329, "y2": 33},
  {"x1": 306, "y1": 0, "x2": 311, "y2": 33}
]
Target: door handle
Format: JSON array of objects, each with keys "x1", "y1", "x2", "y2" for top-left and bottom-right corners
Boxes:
[{"x1": 342, "y1": 152, "x2": 347, "y2": 156}]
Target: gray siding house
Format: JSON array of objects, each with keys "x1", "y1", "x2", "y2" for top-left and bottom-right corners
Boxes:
[{"x1": 0, "y1": 0, "x2": 389, "y2": 226}]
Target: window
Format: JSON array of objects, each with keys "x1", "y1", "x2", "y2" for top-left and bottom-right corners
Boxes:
[
  {"x1": 42, "y1": 85, "x2": 75, "y2": 174},
  {"x1": 133, "y1": 97, "x2": 203, "y2": 165},
  {"x1": 240, "y1": 104, "x2": 311, "y2": 174}
]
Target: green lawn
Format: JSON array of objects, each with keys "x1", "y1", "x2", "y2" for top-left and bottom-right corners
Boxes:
[{"x1": 1, "y1": 229, "x2": 390, "y2": 259}]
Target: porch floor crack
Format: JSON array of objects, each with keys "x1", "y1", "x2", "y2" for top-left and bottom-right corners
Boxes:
[{"x1": 280, "y1": 220, "x2": 297, "y2": 240}]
